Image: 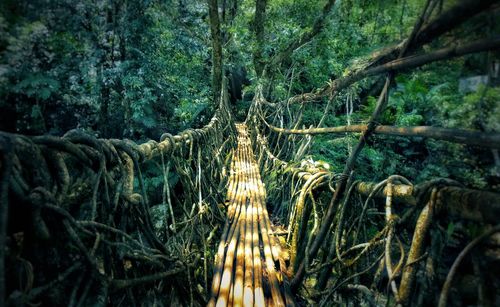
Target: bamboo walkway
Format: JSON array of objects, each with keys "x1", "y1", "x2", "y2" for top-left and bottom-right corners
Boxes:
[{"x1": 208, "y1": 124, "x2": 294, "y2": 307}]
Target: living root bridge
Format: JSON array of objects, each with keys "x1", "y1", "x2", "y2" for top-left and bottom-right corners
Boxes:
[{"x1": 209, "y1": 123, "x2": 294, "y2": 307}]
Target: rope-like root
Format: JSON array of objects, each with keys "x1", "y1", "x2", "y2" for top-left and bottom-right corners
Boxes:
[
  {"x1": 0, "y1": 135, "x2": 13, "y2": 305},
  {"x1": 288, "y1": 172, "x2": 328, "y2": 269},
  {"x1": 437, "y1": 224, "x2": 500, "y2": 307},
  {"x1": 1, "y1": 94, "x2": 235, "y2": 306},
  {"x1": 253, "y1": 106, "x2": 500, "y2": 305}
]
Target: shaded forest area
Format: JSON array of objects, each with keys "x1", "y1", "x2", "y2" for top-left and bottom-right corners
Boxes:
[{"x1": 0, "y1": 0, "x2": 500, "y2": 306}]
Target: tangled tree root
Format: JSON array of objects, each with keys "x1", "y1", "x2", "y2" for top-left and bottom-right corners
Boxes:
[
  {"x1": 247, "y1": 83, "x2": 500, "y2": 306},
  {"x1": 0, "y1": 94, "x2": 236, "y2": 306}
]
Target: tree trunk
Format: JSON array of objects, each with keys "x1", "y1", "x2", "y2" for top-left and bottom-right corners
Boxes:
[
  {"x1": 208, "y1": 0, "x2": 223, "y2": 107},
  {"x1": 253, "y1": 0, "x2": 267, "y2": 77}
]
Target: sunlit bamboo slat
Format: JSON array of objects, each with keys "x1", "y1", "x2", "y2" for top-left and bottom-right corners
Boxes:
[{"x1": 209, "y1": 123, "x2": 294, "y2": 307}]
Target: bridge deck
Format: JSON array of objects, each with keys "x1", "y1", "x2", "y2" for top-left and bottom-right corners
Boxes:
[{"x1": 208, "y1": 124, "x2": 293, "y2": 307}]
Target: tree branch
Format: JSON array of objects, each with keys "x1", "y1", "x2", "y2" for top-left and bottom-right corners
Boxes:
[
  {"x1": 366, "y1": 0, "x2": 498, "y2": 68},
  {"x1": 286, "y1": 0, "x2": 498, "y2": 104},
  {"x1": 110, "y1": 266, "x2": 185, "y2": 290},
  {"x1": 355, "y1": 182, "x2": 500, "y2": 224},
  {"x1": 264, "y1": 123, "x2": 500, "y2": 149},
  {"x1": 288, "y1": 36, "x2": 500, "y2": 104},
  {"x1": 438, "y1": 224, "x2": 500, "y2": 307}
]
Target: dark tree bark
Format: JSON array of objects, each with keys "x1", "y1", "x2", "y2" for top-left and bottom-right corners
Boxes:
[
  {"x1": 0, "y1": 137, "x2": 12, "y2": 307},
  {"x1": 97, "y1": 5, "x2": 115, "y2": 137},
  {"x1": 253, "y1": 0, "x2": 267, "y2": 77},
  {"x1": 222, "y1": 0, "x2": 238, "y2": 43},
  {"x1": 208, "y1": 0, "x2": 224, "y2": 106}
]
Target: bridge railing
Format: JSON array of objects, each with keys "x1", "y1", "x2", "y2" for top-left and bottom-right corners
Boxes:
[
  {"x1": 0, "y1": 82, "x2": 236, "y2": 306},
  {"x1": 247, "y1": 84, "x2": 500, "y2": 305}
]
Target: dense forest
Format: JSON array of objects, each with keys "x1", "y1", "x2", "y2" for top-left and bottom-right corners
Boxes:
[{"x1": 0, "y1": 0, "x2": 499, "y2": 306}]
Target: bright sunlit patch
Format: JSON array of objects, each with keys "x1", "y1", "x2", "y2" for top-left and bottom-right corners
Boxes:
[{"x1": 209, "y1": 124, "x2": 287, "y2": 306}]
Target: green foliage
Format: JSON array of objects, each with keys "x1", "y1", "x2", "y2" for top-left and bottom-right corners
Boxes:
[
  {"x1": 150, "y1": 204, "x2": 170, "y2": 238},
  {"x1": 0, "y1": 0, "x2": 212, "y2": 137},
  {"x1": 440, "y1": 85, "x2": 500, "y2": 131},
  {"x1": 177, "y1": 100, "x2": 209, "y2": 124},
  {"x1": 14, "y1": 73, "x2": 60, "y2": 100},
  {"x1": 310, "y1": 61, "x2": 497, "y2": 187}
]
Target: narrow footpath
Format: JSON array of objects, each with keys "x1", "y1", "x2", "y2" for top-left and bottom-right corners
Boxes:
[{"x1": 208, "y1": 123, "x2": 294, "y2": 307}]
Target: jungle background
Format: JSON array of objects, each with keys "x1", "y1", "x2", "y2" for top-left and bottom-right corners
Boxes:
[{"x1": 1, "y1": 0, "x2": 499, "y2": 188}]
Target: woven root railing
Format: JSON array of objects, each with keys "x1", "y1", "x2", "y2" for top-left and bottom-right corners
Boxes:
[
  {"x1": 0, "y1": 92, "x2": 236, "y2": 306},
  {"x1": 246, "y1": 88, "x2": 500, "y2": 306}
]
